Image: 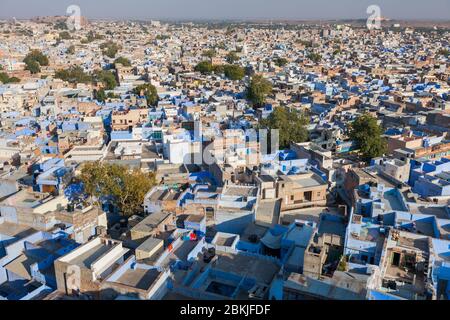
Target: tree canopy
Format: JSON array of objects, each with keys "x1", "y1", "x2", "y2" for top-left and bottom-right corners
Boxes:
[
  {"x1": 349, "y1": 113, "x2": 387, "y2": 162},
  {"x1": 247, "y1": 74, "x2": 272, "y2": 108},
  {"x1": 274, "y1": 57, "x2": 288, "y2": 67},
  {"x1": 194, "y1": 61, "x2": 244, "y2": 81},
  {"x1": 54, "y1": 67, "x2": 117, "y2": 89},
  {"x1": 55, "y1": 66, "x2": 92, "y2": 84},
  {"x1": 23, "y1": 50, "x2": 49, "y2": 74},
  {"x1": 67, "y1": 45, "x2": 76, "y2": 55},
  {"x1": 79, "y1": 162, "x2": 156, "y2": 217},
  {"x1": 223, "y1": 64, "x2": 245, "y2": 81},
  {"x1": 94, "y1": 88, "x2": 107, "y2": 103},
  {"x1": 100, "y1": 41, "x2": 121, "y2": 58},
  {"x1": 438, "y1": 48, "x2": 450, "y2": 57},
  {"x1": 155, "y1": 34, "x2": 170, "y2": 40},
  {"x1": 58, "y1": 31, "x2": 72, "y2": 40},
  {"x1": 93, "y1": 70, "x2": 117, "y2": 90},
  {"x1": 133, "y1": 83, "x2": 158, "y2": 106},
  {"x1": 81, "y1": 31, "x2": 104, "y2": 43},
  {"x1": 307, "y1": 52, "x2": 322, "y2": 64},
  {"x1": 114, "y1": 57, "x2": 132, "y2": 67},
  {"x1": 194, "y1": 60, "x2": 214, "y2": 74},
  {"x1": 260, "y1": 107, "x2": 309, "y2": 150},
  {"x1": 202, "y1": 49, "x2": 217, "y2": 59},
  {"x1": 226, "y1": 51, "x2": 239, "y2": 64},
  {"x1": 0, "y1": 72, "x2": 20, "y2": 84}
]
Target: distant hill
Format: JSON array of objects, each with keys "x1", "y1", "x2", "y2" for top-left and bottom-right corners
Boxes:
[{"x1": 31, "y1": 15, "x2": 89, "y2": 27}]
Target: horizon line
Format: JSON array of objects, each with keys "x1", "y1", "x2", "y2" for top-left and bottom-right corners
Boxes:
[{"x1": 2, "y1": 16, "x2": 450, "y2": 24}]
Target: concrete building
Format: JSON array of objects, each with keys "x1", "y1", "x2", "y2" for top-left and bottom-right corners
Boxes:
[{"x1": 54, "y1": 237, "x2": 129, "y2": 298}]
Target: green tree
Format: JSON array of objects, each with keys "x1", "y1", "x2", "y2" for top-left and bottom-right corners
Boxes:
[
  {"x1": 297, "y1": 39, "x2": 314, "y2": 47},
  {"x1": 274, "y1": 57, "x2": 288, "y2": 67},
  {"x1": 79, "y1": 162, "x2": 156, "y2": 217},
  {"x1": 25, "y1": 60, "x2": 41, "y2": 74},
  {"x1": 82, "y1": 31, "x2": 104, "y2": 43},
  {"x1": 54, "y1": 21, "x2": 68, "y2": 30},
  {"x1": 349, "y1": 113, "x2": 387, "y2": 161},
  {"x1": 156, "y1": 34, "x2": 170, "y2": 40},
  {"x1": 212, "y1": 65, "x2": 225, "y2": 74},
  {"x1": 133, "y1": 83, "x2": 158, "y2": 106},
  {"x1": 93, "y1": 70, "x2": 117, "y2": 90},
  {"x1": 247, "y1": 74, "x2": 272, "y2": 108},
  {"x1": 194, "y1": 60, "x2": 214, "y2": 74},
  {"x1": 59, "y1": 31, "x2": 72, "y2": 40},
  {"x1": 55, "y1": 66, "x2": 92, "y2": 84},
  {"x1": 0, "y1": 72, "x2": 20, "y2": 84},
  {"x1": 100, "y1": 41, "x2": 121, "y2": 58},
  {"x1": 107, "y1": 92, "x2": 119, "y2": 99},
  {"x1": 202, "y1": 49, "x2": 216, "y2": 59},
  {"x1": 307, "y1": 52, "x2": 322, "y2": 64},
  {"x1": 226, "y1": 51, "x2": 239, "y2": 64},
  {"x1": 67, "y1": 45, "x2": 75, "y2": 55},
  {"x1": 8, "y1": 76, "x2": 20, "y2": 83},
  {"x1": 23, "y1": 50, "x2": 49, "y2": 74},
  {"x1": 223, "y1": 64, "x2": 245, "y2": 80},
  {"x1": 24, "y1": 50, "x2": 49, "y2": 66},
  {"x1": 260, "y1": 107, "x2": 309, "y2": 149},
  {"x1": 94, "y1": 88, "x2": 107, "y2": 103},
  {"x1": 438, "y1": 48, "x2": 450, "y2": 57},
  {"x1": 114, "y1": 57, "x2": 131, "y2": 67}
]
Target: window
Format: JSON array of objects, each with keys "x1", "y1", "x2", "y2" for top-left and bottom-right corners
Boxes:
[{"x1": 291, "y1": 195, "x2": 294, "y2": 201}]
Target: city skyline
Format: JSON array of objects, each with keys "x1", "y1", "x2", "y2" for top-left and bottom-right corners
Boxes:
[{"x1": 1, "y1": 0, "x2": 450, "y2": 21}]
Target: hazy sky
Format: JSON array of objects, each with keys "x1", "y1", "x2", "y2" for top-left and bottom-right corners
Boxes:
[{"x1": 2, "y1": 0, "x2": 450, "y2": 21}]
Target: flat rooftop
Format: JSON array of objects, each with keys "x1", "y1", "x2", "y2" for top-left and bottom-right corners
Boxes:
[
  {"x1": 214, "y1": 252, "x2": 280, "y2": 285},
  {"x1": 159, "y1": 240, "x2": 198, "y2": 268},
  {"x1": 0, "y1": 190, "x2": 51, "y2": 209},
  {"x1": 149, "y1": 189, "x2": 181, "y2": 202},
  {"x1": 0, "y1": 222, "x2": 36, "y2": 239},
  {"x1": 396, "y1": 233, "x2": 429, "y2": 253},
  {"x1": 318, "y1": 216, "x2": 347, "y2": 238},
  {"x1": 280, "y1": 173, "x2": 326, "y2": 188},
  {"x1": 409, "y1": 205, "x2": 449, "y2": 219},
  {"x1": 116, "y1": 268, "x2": 161, "y2": 290},
  {"x1": 215, "y1": 235, "x2": 238, "y2": 247},
  {"x1": 280, "y1": 207, "x2": 340, "y2": 225},
  {"x1": 66, "y1": 243, "x2": 114, "y2": 268},
  {"x1": 137, "y1": 237, "x2": 163, "y2": 253},
  {"x1": 223, "y1": 186, "x2": 258, "y2": 197},
  {"x1": 186, "y1": 214, "x2": 205, "y2": 223},
  {"x1": 132, "y1": 212, "x2": 172, "y2": 234},
  {"x1": 256, "y1": 199, "x2": 281, "y2": 226}
]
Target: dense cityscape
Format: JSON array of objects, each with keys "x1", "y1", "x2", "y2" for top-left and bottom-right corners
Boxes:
[{"x1": 0, "y1": 7, "x2": 449, "y2": 303}]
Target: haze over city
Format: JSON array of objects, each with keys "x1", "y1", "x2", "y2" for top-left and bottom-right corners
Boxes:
[{"x1": 1, "y1": 0, "x2": 450, "y2": 21}]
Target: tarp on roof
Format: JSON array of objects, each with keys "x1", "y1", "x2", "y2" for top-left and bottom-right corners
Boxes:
[{"x1": 260, "y1": 231, "x2": 283, "y2": 250}]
